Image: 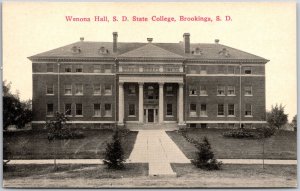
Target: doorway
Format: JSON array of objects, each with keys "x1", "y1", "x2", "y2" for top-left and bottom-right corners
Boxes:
[{"x1": 148, "y1": 109, "x2": 154, "y2": 123}]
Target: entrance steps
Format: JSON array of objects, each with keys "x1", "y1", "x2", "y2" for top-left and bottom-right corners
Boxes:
[{"x1": 125, "y1": 123, "x2": 179, "y2": 131}]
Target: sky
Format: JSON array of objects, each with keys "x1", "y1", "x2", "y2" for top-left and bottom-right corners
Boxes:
[{"x1": 2, "y1": 2, "x2": 297, "y2": 121}]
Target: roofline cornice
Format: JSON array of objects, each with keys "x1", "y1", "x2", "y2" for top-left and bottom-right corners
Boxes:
[{"x1": 28, "y1": 56, "x2": 115, "y2": 62}]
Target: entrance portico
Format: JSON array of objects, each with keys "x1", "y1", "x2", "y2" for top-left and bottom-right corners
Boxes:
[{"x1": 118, "y1": 76, "x2": 184, "y2": 127}]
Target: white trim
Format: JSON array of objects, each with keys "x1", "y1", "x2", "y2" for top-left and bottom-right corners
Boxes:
[
  {"x1": 33, "y1": 72, "x2": 115, "y2": 75},
  {"x1": 119, "y1": 76, "x2": 184, "y2": 83},
  {"x1": 187, "y1": 74, "x2": 264, "y2": 77},
  {"x1": 186, "y1": 63, "x2": 265, "y2": 66},
  {"x1": 163, "y1": 121, "x2": 177, "y2": 124},
  {"x1": 32, "y1": 121, "x2": 116, "y2": 124},
  {"x1": 186, "y1": 121, "x2": 267, "y2": 124},
  {"x1": 119, "y1": 61, "x2": 183, "y2": 65}
]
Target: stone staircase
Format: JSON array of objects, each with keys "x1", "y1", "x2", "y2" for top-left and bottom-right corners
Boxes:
[{"x1": 125, "y1": 123, "x2": 179, "y2": 131}]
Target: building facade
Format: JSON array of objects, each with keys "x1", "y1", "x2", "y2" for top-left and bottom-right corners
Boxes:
[{"x1": 29, "y1": 32, "x2": 268, "y2": 129}]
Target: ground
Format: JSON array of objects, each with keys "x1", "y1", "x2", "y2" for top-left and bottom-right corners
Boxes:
[
  {"x1": 4, "y1": 129, "x2": 138, "y2": 159},
  {"x1": 3, "y1": 164, "x2": 296, "y2": 188},
  {"x1": 166, "y1": 128, "x2": 297, "y2": 159}
]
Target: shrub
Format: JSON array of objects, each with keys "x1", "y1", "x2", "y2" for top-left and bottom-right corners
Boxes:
[
  {"x1": 192, "y1": 137, "x2": 222, "y2": 170},
  {"x1": 103, "y1": 130, "x2": 125, "y2": 169},
  {"x1": 223, "y1": 129, "x2": 256, "y2": 138},
  {"x1": 223, "y1": 126, "x2": 276, "y2": 139}
]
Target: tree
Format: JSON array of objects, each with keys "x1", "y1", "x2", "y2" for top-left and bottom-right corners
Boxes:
[
  {"x1": 267, "y1": 104, "x2": 288, "y2": 129},
  {"x1": 3, "y1": 81, "x2": 33, "y2": 130},
  {"x1": 292, "y1": 115, "x2": 297, "y2": 131},
  {"x1": 103, "y1": 129, "x2": 125, "y2": 169},
  {"x1": 192, "y1": 136, "x2": 222, "y2": 170}
]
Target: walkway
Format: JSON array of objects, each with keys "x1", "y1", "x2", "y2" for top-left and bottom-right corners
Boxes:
[{"x1": 128, "y1": 130, "x2": 190, "y2": 176}]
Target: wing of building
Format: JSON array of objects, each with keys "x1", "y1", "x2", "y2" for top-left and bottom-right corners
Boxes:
[{"x1": 28, "y1": 32, "x2": 269, "y2": 130}]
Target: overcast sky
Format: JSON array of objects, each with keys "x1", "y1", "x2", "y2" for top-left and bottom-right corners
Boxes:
[{"x1": 3, "y1": 2, "x2": 296, "y2": 121}]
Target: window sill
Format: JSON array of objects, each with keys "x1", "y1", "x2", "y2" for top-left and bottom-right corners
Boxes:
[
  {"x1": 228, "y1": 115, "x2": 236, "y2": 117},
  {"x1": 93, "y1": 94, "x2": 101, "y2": 96},
  {"x1": 46, "y1": 94, "x2": 54, "y2": 96},
  {"x1": 200, "y1": 115, "x2": 208, "y2": 117},
  {"x1": 189, "y1": 95, "x2": 198, "y2": 96},
  {"x1": 75, "y1": 94, "x2": 83, "y2": 96},
  {"x1": 166, "y1": 115, "x2": 174, "y2": 117},
  {"x1": 46, "y1": 115, "x2": 54, "y2": 117},
  {"x1": 245, "y1": 115, "x2": 253, "y2": 117},
  {"x1": 245, "y1": 95, "x2": 253, "y2": 97},
  {"x1": 75, "y1": 115, "x2": 83, "y2": 117},
  {"x1": 128, "y1": 115, "x2": 136, "y2": 117},
  {"x1": 166, "y1": 94, "x2": 174, "y2": 97},
  {"x1": 217, "y1": 115, "x2": 225, "y2": 117},
  {"x1": 189, "y1": 114, "x2": 198, "y2": 117},
  {"x1": 64, "y1": 94, "x2": 72, "y2": 96},
  {"x1": 227, "y1": 95, "x2": 236, "y2": 96},
  {"x1": 199, "y1": 95, "x2": 208, "y2": 96},
  {"x1": 66, "y1": 115, "x2": 72, "y2": 117},
  {"x1": 217, "y1": 95, "x2": 225, "y2": 96},
  {"x1": 104, "y1": 115, "x2": 112, "y2": 118},
  {"x1": 103, "y1": 94, "x2": 112, "y2": 96}
]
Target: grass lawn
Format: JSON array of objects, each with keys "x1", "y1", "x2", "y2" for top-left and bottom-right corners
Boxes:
[
  {"x1": 4, "y1": 129, "x2": 138, "y2": 159},
  {"x1": 166, "y1": 129, "x2": 297, "y2": 159}
]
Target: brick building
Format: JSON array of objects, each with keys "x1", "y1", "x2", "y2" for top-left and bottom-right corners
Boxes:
[{"x1": 29, "y1": 32, "x2": 268, "y2": 129}]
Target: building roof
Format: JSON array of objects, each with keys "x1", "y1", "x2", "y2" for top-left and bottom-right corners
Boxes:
[{"x1": 29, "y1": 40, "x2": 269, "y2": 63}]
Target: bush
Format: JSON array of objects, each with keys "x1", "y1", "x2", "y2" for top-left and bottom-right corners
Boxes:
[
  {"x1": 103, "y1": 130, "x2": 125, "y2": 169},
  {"x1": 223, "y1": 126, "x2": 276, "y2": 139},
  {"x1": 223, "y1": 129, "x2": 256, "y2": 138},
  {"x1": 192, "y1": 137, "x2": 222, "y2": 170}
]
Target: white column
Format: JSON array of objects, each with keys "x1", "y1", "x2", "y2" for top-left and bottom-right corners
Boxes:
[
  {"x1": 118, "y1": 82, "x2": 124, "y2": 126},
  {"x1": 159, "y1": 82, "x2": 164, "y2": 123},
  {"x1": 178, "y1": 83, "x2": 184, "y2": 125},
  {"x1": 139, "y1": 82, "x2": 144, "y2": 123}
]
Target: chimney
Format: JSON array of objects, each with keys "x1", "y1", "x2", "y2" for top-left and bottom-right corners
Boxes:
[
  {"x1": 183, "y1": 33, "x2": 190, "y2": 54},
  {"x1": 113, "y1": 32, "x2": 118, "y2": 53},
  {"x1": 215, "y1": 39, "x2": 219, "y2": 44},
  {"x1": 147, "y1": 38, "x2": 153, "y2": 43},
  {"x1": 80, "y1": 37, "x2": 84, "y2": 41}
]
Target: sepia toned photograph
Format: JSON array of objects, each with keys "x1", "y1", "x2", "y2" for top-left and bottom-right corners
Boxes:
[{"x1": 2, "y1": 2, "x2": 297, "y2": 188}]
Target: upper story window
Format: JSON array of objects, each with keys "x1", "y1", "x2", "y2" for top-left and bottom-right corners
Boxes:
[
  {"x1": 189, "y1": 85, "x2": 197, "y2": 96},
  {"x1": 65, "y1": 103, "x2": 72, "y2": 116},
  {"x1": 75, "y1": 84, "x2": 83, "y2": 95},
  {"x1": 200, "y1": 86, "x2": 207, "y2": 96},
  {"x1": 166, "y1": 104, "x2": 173, "y2": 116},
  {"x1": 47, "y1": 63, "x2": 54, "y2": 73},
  {"x1": 64, "y1": 84, "x2": 72, "y2": 95},
  {"x1": 218, "y1": 66, "x2": 226, "y2": 74},
  {"x1": 245, "y1": 86, "x2": 252, "y2": 96},
  {"x1": 227, "y1": 86, "x2": 235, "y2": 96},
  {"x1": 228, "y1": 104, "x2": 235, "y2": 116},
  {"x1": 46, "y1": 84, "x2": 54, "y2": 95},
  {"x1": 189, "y1": 103, "x2": 197, "y2": 117},
  {"x1": 75, "y1": 103, "x2": 83, "y2": 116},
  {"x1": 64, "y1": 65, "x2": 72, "y2": 73},
  {"x1": 217, "y1": 86, "x2": 225, "y2": 96},
  {"x1": 166, "y1": 85, "x2": 173, "y2": 96},
  {"x1": 47, "y1": 103, "x2": 54, "y2": 116},
  {"x1": 104, "y1": 84, "x2": 112, "y2": 95},
  {"x1": 193, "y1": 47, "x2": 203, "y2": 55},
  {"x1": 190, "y1": 67, "x2": 198, "y2": 74},
  {"x1": 104, "y1": 65, "x2": 112, "y2": 73},
  {"x1": 94, "y1": 104, "x2": 101, "y2": 117},
  {"x1": 245, "y1": 104, "x2": 252, "y2": 116},
  {"x1": 217, "y1": 104, "x2": 225, "y2": 116},
  {"x1": 227, "y1": 66, "x2": 235, "y2": 74},
  {"x1": 129, "y1": 104, "x2": 136, "y2": 116},
  {"x1": 75, "y1": 65, "x2": 83, "y2": 73},
  {"x1": 200, "y1": 104, "x2": 207, "y2": 117},
  {"x1": 244, "y1": 67, "x2": 252, "y2": 74},
  {"x1": 128, "y1": 85, "x2": 136, "y2": 95},
  {"x1": 104, "y1": 103, "x2": 112, "y2": 117},
  {"x1": 200, "y1": 66, "x2": 207, "y2": 74},
  {"x1": 93, "y1": 84, "x2": 101, "y2": 95},
  {"x1": 93, "y1": 65, "x2": 101, "y2": 73}
]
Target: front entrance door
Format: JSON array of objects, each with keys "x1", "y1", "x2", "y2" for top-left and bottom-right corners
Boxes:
[{"x1": 148, "y1": 109, "x2": 154, "y2": 123}]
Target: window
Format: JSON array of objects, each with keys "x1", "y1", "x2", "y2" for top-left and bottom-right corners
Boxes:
[
  {"x1": 104, "y1": 65, "x2": 112, "y2": 73},
  {"x1": 200, "y1": 86, "x2": 207, "y2": 96},
  {"x1": 227, "y1": 86, "x2": 235, "y2": 96},
  {"x1": 75, "y1": 65, "x2": 83, "y2": 73},
  {"x1": 201, "y1": 124, "x2": 207, "y2": 128},
  {"x1": 189, "y1": 103, "x2": 197, "y2": 117},
  {"x1": 104, "y1": 104, "x2": 112, "y2": 117},
  {"x1": 217, "y1": 86, "x2": 225, "y2": 96},
  {"x1": 200, "y1": 66, "x2": 207, "y2": 74},
  {"x1": 65, "y1": 103, "x2": 72, "y2": 116},
  {"x1": 218, "y1": 66, "x2": 226, "y2": 74},
  {"x1": 94, "y1": 104, "x2": 101, "y2": 116},
  {"x1": 166, "y1": 85, "x2": 173, "y2": 96},
  {"x1": 244, "y1": 67, "x2": 252, "y2": 74},
  {"x1": 245, "y1": 86, "x2": 252, "y2": 96},
  {"x1": 217, "y1": 123, "x2": 225, "y2": 128},
  {"x1": 46, "y1": 84, "x2": 54, "y2": 95},
  {"x1": 190, "y1": 67, "x2": 197, "y2": 74},
  {"x1": 129, "y1": 104, "x2": 135, "y2": 116},
  {"x1": 200, "y1": 104, "x2": 207, "y2": 116},
  {"x1": 228, "y1": 104, "x2": 235, "y2": 116},
  {"x1": 104, "y1": 84, "x2": 112, "y2": 95},
  {"x1": 64, "y1": 84, "x2": 72, "y2": 95},
  {"x1": 93, "y1": 84, "x2": 101, "y2": 95},
  {"x1": 190, "y1": 123, "x2": 197, "y2": 128},
  {"x1": 75, "y1": 104, "x2": 83, "y2": 116},
  {"x1": 47, "y1": 63, "x2": 54, "y2": 72},
  {"x1": 75, "y1": 84, "x2": 83, "y2": 95},
  {"x1": 64, "y1": 65, "x2": 72, "y2": 73},
  {"x1": 128, "y1": 85, "x2": 136, "y2": 95},
  {"x1": 147, "y1": 86, "x2": 155, "y2": 99},
  {"x1": 228, "y1": 123, "x2": 235, "y2": 128},
  {"x1": 47, "y1": 103, "x2": 54, "y2": 116},
  {"x1": 245, "y1": 123, "x2": 253, "y2": 128},
  {"x1": 189, "y1": 85, "x2": 197, "y2": 96},
  {"x1": 167, "y1": 104, "x2": 173, "y2": 116},
  {"x1": 227, "y1": 66, "x2": 235, "y2": 74},
  {"x1": 218, "y1": 104, "x2": 225, "y2": 116},
  {"x1": 93, "y1": 65, "x2": 101, "y2": 73},
  {"x1": 245, "y1": 104, "x2": 252, "y2": 116}
]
